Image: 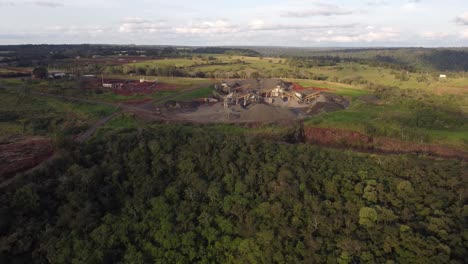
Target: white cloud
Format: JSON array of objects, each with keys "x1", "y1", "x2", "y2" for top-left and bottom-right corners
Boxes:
[
  {"x1": 461, "y1": 29, "x2": 468, "y2": 39},
  {"x1": 175, "y1": 20, "x2": 238, "y2": 35},
  {"x1": 419, "y1": 31, "x2": 451, "y2": 39},
  {"x1": 401, "y1": 0, "x2": 421, "y2": 11},
  {"x1": 0, "y1": 0, "x2": 15, "y2": 6},
  {"x1": 119, "y1": 17, "x2": 169, "y2": 33},
  {"x1": 247, "y1": 19, "x2": 358, "y2": 31},
  {"x1": 248, "y1": 19, "x2": 266, "y2": 30},
  {"x1": 48, "y1": 25, "x2": 109, "y2": 36},
  {"x1": 366, "y1": 0, "x2": 388, "y2": 6},
  {"x1": 33, "y1": 1, "x2": 63, "y2": 7},
  {"x1": 304, "y1": 27, "x2": 400, "y2": 43},
  {"x1": 456, "y1": 12, "x2": 468, "y2": 26},
  {"x1": 281, "y1": 3, "x2": 353, "y2": 17},
  {"x1": 0, "y1": 0, "x2": 64, "y2": 7}
]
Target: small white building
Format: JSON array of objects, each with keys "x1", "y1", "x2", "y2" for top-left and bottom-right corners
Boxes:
[
  {"x1": 49, "y1": 72, "x2": 67, "y2": 79},
  {"x1": 439, "y1": 74, "x2": 447, "y2": 78}
]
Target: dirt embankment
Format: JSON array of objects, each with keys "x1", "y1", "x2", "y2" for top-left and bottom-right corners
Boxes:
[
  {"x1": 0, "y1": 137, "x2": 55, "y2": 180},
  {"x1": 303, "y1": 126, "x2": 468, "y2": 161}
]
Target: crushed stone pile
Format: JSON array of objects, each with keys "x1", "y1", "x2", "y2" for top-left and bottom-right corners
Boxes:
[{"x1": 307, "y1": 93, "x2": 349, "y2": 115}]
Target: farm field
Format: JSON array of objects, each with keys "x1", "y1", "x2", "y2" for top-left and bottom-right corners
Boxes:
[{"x1": 122, "y1": 55, "x2": 468, "y2": 96}]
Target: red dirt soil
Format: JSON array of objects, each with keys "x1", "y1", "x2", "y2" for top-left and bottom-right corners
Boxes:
[
  {"x1": 304, "y1": 126, "x2": 468, "y2": 160},
  {"x1": 292, "y1": 83, "x2": 334, "y2": 92},
  {"x1": 3, "y1": 67, "x2": 32, "y2": 74},
  {"x1": 0, "y1": 137, "x2": 55, "y2": 180}
]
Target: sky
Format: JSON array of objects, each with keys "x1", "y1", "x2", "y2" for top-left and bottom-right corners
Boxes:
[{"x1": 0, "y1": 0, "x2": 467, "y2": 47}]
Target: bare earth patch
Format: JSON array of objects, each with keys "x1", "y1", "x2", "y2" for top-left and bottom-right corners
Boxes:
[{"x1": 0, "y1": 136, "x2": 54, "y2": 181}]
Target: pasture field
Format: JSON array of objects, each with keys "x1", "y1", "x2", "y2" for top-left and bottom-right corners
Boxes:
[
  {"x1": 170, "y1": 86, "x2": 214, "y2": 101},
  {"x1": 130, "y1": 57, "x2": 206, "y2": 68},
  {"x1": 123, "y1": 55, "x2": 468, "y2": 97},
  {"x1": 305, "y1": 99, "x2": 468, "y2": 148}
]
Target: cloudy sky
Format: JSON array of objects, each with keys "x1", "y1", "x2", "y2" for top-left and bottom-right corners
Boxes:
[{"x1": 0, "y1": 0, "x2": 467, "y2": 46}]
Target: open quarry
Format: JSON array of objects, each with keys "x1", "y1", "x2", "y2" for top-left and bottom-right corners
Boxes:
[{"x1": 168, "y1": 79, "x2": 349, "y2": 123}]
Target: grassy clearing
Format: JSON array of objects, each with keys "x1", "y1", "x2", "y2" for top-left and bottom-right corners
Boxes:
[
  {"x1": 0, "y1": 88, "x2": 117, "y2": 141},
  {"x1": 157, "y1": 77, "x2": 214, "y2": 87},
  {"x1": 172, "y1": 86, "x2": 214, "y2": 101},
  {"x1": 0, "y1": 78, "x2": 24, "y2": 86},
  {"x1": 104, "y1": 114, "x2": 140, "y2": 129},
  {"x1": 104, "y1": 75, "x2": 212, "y2": 88},
  {"x1": 305, "y1": 101, "x2": 468, "y2": 148},
  {"x1": 94, "y1": 114, "x2": 142, "y2": 139},
  {"x1": 288, "y1": 78, "x2": 369, "y2": 99},
  {"x1": 89, "y1": 92, "x2": 150, "y2": 102}
]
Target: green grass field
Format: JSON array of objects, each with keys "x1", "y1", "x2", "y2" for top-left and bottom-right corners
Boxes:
[
  {"x1": 122, "y1": 55, "x2": 468, "y2": 97},
  {"x1": 305, "y1": 100, "x2": 468, "y2": 148},
  {"x1": 171, "y1": 86, "x2": 214, "y2": 101},
  {"x1": 0, "y1": 88, "x2": 117, "y2": 142}
]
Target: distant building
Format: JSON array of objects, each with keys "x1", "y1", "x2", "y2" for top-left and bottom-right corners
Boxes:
[
  {"x1": 49, "y1": 72, "x2": 67, "y2": 79},
  {"x1": 439, "y1": 74, "x2": 447, "y2": 78}
]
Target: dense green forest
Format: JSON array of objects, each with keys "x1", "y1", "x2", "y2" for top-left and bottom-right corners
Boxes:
[{"x1": 1, "y1": 125, "x2": 466, "y2": 263}]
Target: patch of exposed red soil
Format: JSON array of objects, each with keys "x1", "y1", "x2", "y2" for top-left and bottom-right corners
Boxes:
[
  {"x1": 432, "y1": 86, "x2": 468, "y2": 96},
  {"x1": 4, "y1": 67, "x2": 32, "y2": 74},
  {"x1": 0, "y1": 67, "x2": 31, "y2": 78},
  {"x1": 0, "y1": 137, "x2": 55, "y2": 180},
  {"x1": 292, "y1": 83, "x2": 334, "y2": 92},
  {"x1": 304, "y1": 126, "x2": 468, "y2": 160}
]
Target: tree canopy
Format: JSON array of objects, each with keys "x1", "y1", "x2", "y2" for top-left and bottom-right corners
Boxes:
[{"x1": 0, "y1": 125, "x2": 465, "y2": 263}]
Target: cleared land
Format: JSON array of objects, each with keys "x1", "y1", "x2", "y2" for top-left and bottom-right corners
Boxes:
[
  {"x1": 0, "y1": 87, "x2": 117, "y2": 142},
  {"x1": 1, "y1": 53, "x2": 467, "y2": 157}
]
